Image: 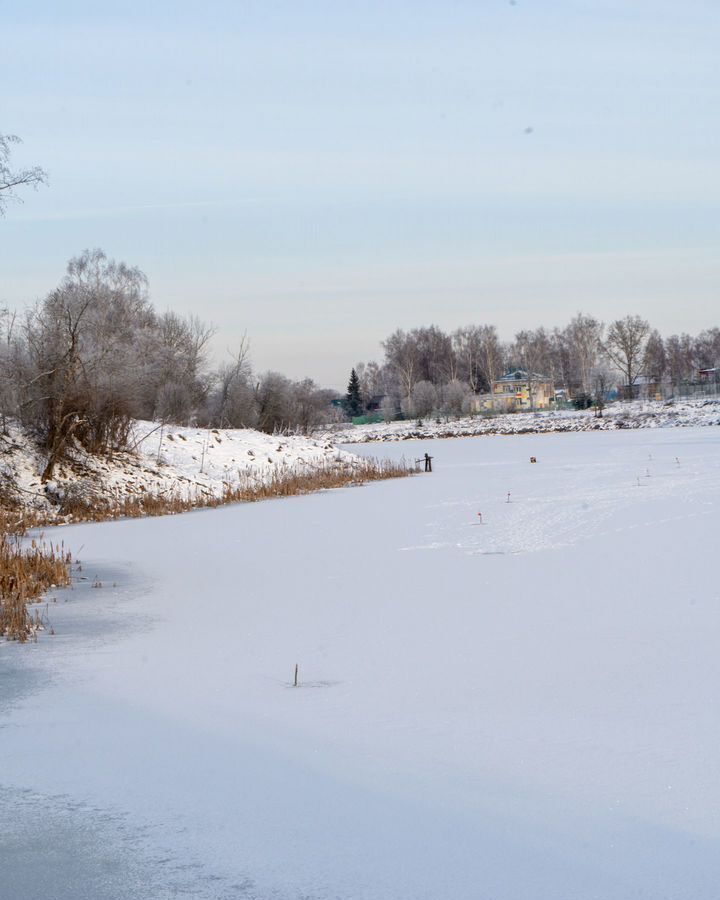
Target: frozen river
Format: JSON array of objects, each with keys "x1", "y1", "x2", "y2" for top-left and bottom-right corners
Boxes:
[{"x1": 2, "y1": 427, "x2": 720, "y2": 898}]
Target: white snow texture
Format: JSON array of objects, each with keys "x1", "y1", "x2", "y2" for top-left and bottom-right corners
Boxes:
[{"x1": 1, "y1": 425, "x2": 719, "y2": 899}]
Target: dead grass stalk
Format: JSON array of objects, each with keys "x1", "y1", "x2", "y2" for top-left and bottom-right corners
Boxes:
[
  {"x1": 55, "y1": 457, "x2": 416, "y2": 522},
  {"x1": 0, "y1": 512, "x2": 72, "y2": 642}
]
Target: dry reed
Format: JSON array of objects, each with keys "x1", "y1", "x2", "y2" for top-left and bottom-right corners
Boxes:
[
  {"x1": 54, "y1": 456, "x2": 416, "y2": 523},
  {"x1": 0, "y1": 513, "x2": 72, "y2": 642}
]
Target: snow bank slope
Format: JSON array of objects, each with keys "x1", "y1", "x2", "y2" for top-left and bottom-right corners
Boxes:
[{"x1": 1, "y1": 420, "x2": 354, "y2": 518}]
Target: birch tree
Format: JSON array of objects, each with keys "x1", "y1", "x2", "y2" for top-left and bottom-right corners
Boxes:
[{"x1": 603, "y1": 315, "x2": 650, "y2": 398}]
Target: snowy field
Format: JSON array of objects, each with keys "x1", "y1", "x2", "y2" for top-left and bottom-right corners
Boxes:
[{"x1": 2, "y1": 426, "x2": 720, "y2": 899}]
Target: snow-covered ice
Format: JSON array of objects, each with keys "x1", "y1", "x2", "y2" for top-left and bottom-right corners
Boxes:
[{"x1": 2, "y1": 426, "x2": 720, "y2": 898}]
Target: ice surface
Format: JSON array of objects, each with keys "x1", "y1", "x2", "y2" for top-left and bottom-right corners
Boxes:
[{"x1": 2, "y1": 427, "x2": 720, "y2": 898}]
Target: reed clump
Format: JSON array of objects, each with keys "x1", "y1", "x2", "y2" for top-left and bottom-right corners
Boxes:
[
  {"x1": 222, "y1": 457, "x2": 415, "y2": 503},
  {"x1": 0, "y1": 518, "x2": 72, "y2": 642}
]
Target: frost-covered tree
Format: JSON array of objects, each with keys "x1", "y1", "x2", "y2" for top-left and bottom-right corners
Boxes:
[
  {"x1": 0, "y1": 306, "x2": 21, "y2": 432},
  {"x1": 148, "y1": 311, "x2": 214, "y2": 421},
  {"x1": 15, "y1": 249, "x2": 214, "y2": 478},
  {"x1": 410, "y1": 380, "x2": 438, "y2": 418},
  {"x1": 382, "y1": 329, "x2": 419, "y2": 402},
  {"x1": 381, "y1": 394, "x2": 398, "y2": 423},
  {"x1": 207, "y1": 337, "x2": 255, "y2": 428},
  {"x1": 440, "y1": 380, "x2": 470, "y2": 416},
  {"x1": 563, "y1": 313, "x2": 604, "y2": 396},
  {"x1": 20, "y1": 250, "x2": 155, "y2": 478},
  {"x1": 253, "y1": 372, "x2": 332, "y2": 433},
  {"x1": 0, "y1": 133, "x2": 47, "y2": 215}
]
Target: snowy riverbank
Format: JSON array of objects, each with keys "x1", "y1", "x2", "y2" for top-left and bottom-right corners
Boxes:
[
  {"x1": 0, "y1": 421, "x2": 356, "y2": 522},
  {"x1": 323, "y1": 397, "x2": 720, "y2": 443}
]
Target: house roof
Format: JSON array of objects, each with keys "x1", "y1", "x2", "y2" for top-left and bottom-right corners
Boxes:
[{"x1": 496, "y1": 369, "x2": 551, "y2": 383}]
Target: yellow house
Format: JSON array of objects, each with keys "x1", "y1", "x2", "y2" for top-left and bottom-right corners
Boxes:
[{"x1": 490, "y1": 370, "x2": 555, "y2": 411}]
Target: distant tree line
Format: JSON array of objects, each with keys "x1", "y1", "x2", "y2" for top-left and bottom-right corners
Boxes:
[
  {"x1": 3, "y1": 251, "x2": 719, "y2": 481},
  {"x1": 3, "y1": 133, "x2": 719, "y2": 448},
  {"x1": 349, "y1": 316, "x2": 720, "y2": 420},
  {"x1": 0, "y1": 250, "x2": 336, "y2": 480}
]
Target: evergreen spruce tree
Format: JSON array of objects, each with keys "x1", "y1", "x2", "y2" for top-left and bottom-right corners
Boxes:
[{"x1": 345, "y1": 368, "x2": 363, "y2": 417}]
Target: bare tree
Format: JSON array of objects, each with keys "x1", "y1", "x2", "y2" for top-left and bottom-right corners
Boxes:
[
  {"x1": 149, "y1": 311, "x2": 215, "y2": 421},
  {"x1": 23, "y1": 285, "x2": 95, "y2": 480},
  {"x1": 602, "y1": 315, "x2": 650, "y2": 399},
  {"x1": 413, "y1": 326, "x2": 454, "y2": 384},
  {"x1": 665, "y1": 333, "x2": 696, "y2": 387},
  {"x1": 356, "y1": 360, "x2": 383, "y2": 407},
  {"x1": 694, "y1": 327, "x2": 720, "y2": 369},
  {"x1": 0, "y1": 134, "x2": 47, "y2": 214},
  {"x1": 549, "y1": 327, "x2": 572, "y2": 395},
  {"x1": 16, "y1": 249, "x2": 215, "y2": 478},
  {"x1": 254, "y1": 371, "x2": 293, "y2": 433},
  {"x1": 643, "y1": 330, "x2": 667, "y2": 390},
  {"x1": 0, "y1": 306, "x2": 20, "y2": 432},
  {"x1": 450, "y1": 324, "x2": 504, "y2": 393},
  {"x1": 475, "y1": 325, "x2": 504, "y2": 393},
  {"x1": 291, "y1": 379, "x2": 332, "y2": 433},
  {"x1": 382, "y1": 329, "x2": 419, "y2": 402},
  {"x1": 381, "y1": 326, "x2": 455, "y2": 399},
  {"x1": 252, "y1": 371, "x2": 332, "y2": 434},
  {"x1": 512, "y1": 328, "x2": 554, "y2": 410},
  {"x1": 563, "y1": 313, "x2": 604, "y2": 396},
  {"x1": 590, "y1": 362, "x2": 614, "y2": 417},
  {"x1": 210, "y1": 336, "x2": 254, "y2": 427}
]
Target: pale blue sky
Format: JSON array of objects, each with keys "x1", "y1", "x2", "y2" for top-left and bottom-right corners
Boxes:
[{"x1": 2, "y1": 0, "x2": 718, "y2": 387}]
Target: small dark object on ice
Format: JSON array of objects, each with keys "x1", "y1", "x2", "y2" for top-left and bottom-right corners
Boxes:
[{"x1": 530, "y1": 456, "x2": 537, "y2": 463}]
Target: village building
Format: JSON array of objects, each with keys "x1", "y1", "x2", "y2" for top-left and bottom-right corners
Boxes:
[{"x1": 469, "y1": 369, "x2": 555, "y2": 413}]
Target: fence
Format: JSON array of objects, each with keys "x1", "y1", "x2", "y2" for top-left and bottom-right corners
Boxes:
[{"x1": 671, "y1": 381, "x2": 720, "y2": 400}]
